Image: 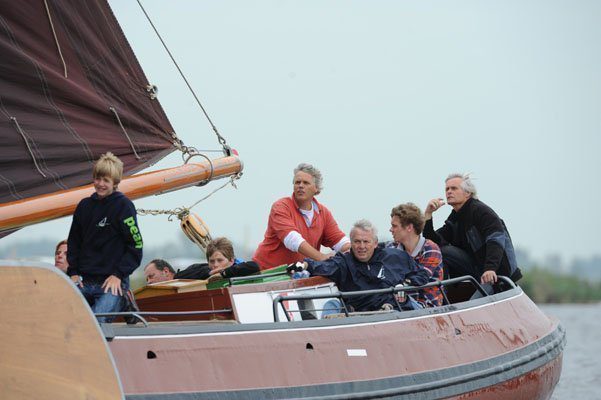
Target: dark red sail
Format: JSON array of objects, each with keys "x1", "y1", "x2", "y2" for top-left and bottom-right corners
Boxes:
[{"x1": 0, "y1": 0, "x2": 175, "y2": 204}]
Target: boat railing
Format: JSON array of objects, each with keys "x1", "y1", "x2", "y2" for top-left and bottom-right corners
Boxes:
[
  {"x1": 272, "y1": 275, "x2": 514, "y2": 322},
  {"x1": 95, "y1": 309, "x2": 233, "y2": 326}
]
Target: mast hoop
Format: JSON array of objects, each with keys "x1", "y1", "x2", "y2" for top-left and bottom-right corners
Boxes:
[{"x1": 182, "y1": 149, "x2": 214, "y2": 186}]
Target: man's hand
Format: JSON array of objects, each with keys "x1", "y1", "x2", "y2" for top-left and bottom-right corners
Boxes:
[
  {"x1": 102, "y1": 275, "x2": 123, "y2": 296},
  {"x1": 71, "y1": 275, "x2": 83, "y2": 288},
  {"x1": 286, "y1": 261, "x2": 308, "y2": 275},
  {"x1": 481, "y1": 270, "x2": 498, "y2": 285},
  {"x1": 424, "y1": 198, "x2": 445, "y2": 220},
  {"x1": 394, "y1": 283, "x2": 406, "y2": 303}
]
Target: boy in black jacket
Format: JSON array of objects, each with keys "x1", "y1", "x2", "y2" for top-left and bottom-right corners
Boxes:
[
  {"x1": 143, "y1": 237, "x2": 259, "y2": 284},
  {"x1": 67, "y1": 152, "x2": 142, "y2": 323}
]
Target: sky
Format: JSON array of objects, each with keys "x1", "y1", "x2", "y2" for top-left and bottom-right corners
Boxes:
[{"x1": 2, "y1": 0, "x2": 600, "y2": 263}]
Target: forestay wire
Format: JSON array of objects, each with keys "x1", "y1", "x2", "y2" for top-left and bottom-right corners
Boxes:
[
  {"x1": 136, "y1": 0, "x2": 230, "y2": 153},
  {"x1": 134, "y1": 1, "x2": 243, "y2": 223}
]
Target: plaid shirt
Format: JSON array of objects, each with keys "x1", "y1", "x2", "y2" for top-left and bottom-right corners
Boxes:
[{"x1": 386, "y1": 237, "x2": 444, "y2": 306}]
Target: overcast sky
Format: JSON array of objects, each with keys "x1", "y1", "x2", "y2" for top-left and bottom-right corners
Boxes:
[{"x1": 2, "y1": 0, "x2": 600, "y2": 263}]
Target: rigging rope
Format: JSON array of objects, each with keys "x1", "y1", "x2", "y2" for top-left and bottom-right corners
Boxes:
[
  {"x1": 109, "y1": 107, "x2": 141, "y2": 160},
  {"x1": 43, "y1": 0, "x2": 68, "y2": 78},
  {"x1": 135, "y1": 0, "x2": 230, "y2": 153},
  {"x1": 136, "y1": 173, "x2": 242, "y2": 220},
  {"x1": 10, "y1": 117, "x2": 47, "y2": 178}
]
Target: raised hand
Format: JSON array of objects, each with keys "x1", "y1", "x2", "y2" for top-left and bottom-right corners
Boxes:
[{"x1": 425, "y1": 198, "x2": 445, "y2": 219}]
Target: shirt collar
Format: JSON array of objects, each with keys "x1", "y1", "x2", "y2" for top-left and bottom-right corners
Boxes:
[
  {"x1": 410, "y1": 235, "x2": 426, "y2": 258},
  {"x1": 390, "y1": 235, "x2": 426, "y2": 258},
  {"x1": 291, "y1": 194, "x2": 320, "y2": 214}
]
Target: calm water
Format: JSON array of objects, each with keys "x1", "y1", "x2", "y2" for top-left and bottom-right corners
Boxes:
[{"x1": 541, "y1": 303, "x2": 601, "y2": 399}]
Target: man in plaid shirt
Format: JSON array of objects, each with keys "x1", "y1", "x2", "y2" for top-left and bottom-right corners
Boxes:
[{"x1": 387, "y1": 203, "x2": 444, "y2": 307}]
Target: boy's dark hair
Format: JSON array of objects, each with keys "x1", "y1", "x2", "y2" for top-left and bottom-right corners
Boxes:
[{"x1": 206, "y1": 237, "x2": 235, "y2": 260}]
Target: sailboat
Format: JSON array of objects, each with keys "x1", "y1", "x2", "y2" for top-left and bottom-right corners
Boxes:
[{"x1": 0, "y1": 1, "x2": 565, "y2": 399}]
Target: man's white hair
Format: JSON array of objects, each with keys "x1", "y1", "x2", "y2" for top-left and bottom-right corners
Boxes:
[
  {"x1": 446, "y1": 173, "x2": 478, "y2": 199},
  {"x1": 293, "y1": 163, "x2": 323, "y2": 193},
  {"x1": 350, "y1": 219, "x2": 378, "y2": 242}
]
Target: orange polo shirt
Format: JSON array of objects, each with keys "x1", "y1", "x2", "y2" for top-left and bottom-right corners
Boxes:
[{"x1": 253, "y1": 195, "x2": 346, "y2": 270}]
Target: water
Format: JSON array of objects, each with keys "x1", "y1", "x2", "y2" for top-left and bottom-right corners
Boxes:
[{"x1": 541, "y1": 303, "x2": 601, "y2": 399}]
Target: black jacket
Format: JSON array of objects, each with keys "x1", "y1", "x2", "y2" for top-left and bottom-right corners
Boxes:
[
  {"x1": 175, "y1": 261, "x2": 260, "y2": 280},
  {"x1": 423, "y1": 198, "x2": 521, "y2": 281},
  {"x1": 67, "y1": 191, "x2": 142, "y2": 281}
]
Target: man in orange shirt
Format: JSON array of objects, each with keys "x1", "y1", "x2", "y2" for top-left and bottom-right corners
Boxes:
[{"x1": 253, "y1": 163, "x2": 350, "y2": 270}]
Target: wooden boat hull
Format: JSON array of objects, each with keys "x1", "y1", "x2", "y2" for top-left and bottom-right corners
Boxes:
[
  {"x1": 0, "y1": 263, "x2": 124, "y2": 399},
  {"x1": 0, "y1": 265, "x2": 564, "y2": 399},
  {"x1": 107, "y1": 287, "x2": 564, "y2": 399}
]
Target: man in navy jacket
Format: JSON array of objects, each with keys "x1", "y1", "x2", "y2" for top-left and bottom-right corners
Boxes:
[{"x1": 301, "y1": 219, "x2": 429, "y2": 312}]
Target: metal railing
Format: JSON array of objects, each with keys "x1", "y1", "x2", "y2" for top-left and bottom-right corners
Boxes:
[{"x1": 272, "y1": 275, "x2": 514, "y2": 322}]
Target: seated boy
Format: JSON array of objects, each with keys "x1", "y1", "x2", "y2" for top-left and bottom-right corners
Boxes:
[
  {"x1": 387, "y1": 203, "x2": 444, "y2": 307},
  {"x1": 143, "y1": 238, "x2": 259, "y2": 284},
  {"x1": 67, "y1": 152, "x2": 143, "y2": 323}
]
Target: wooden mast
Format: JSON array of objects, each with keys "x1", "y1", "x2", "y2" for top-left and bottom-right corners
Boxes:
[{"x1": 0, "y1": 155, "x2": 242, "y2": 232}]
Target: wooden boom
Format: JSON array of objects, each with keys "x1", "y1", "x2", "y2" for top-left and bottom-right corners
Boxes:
[{"x1": 0, "y1": 155, "x2": 243, "y2": 232}]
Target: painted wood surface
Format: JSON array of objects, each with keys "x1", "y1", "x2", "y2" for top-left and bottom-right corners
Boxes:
[{"x1": 0, "y1": 264, "x2": 123, "y2": 399}]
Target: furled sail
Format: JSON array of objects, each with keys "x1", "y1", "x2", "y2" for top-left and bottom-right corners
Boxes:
[{"x1": 0, "y1": 0, "x2": 176, "y2": 205}]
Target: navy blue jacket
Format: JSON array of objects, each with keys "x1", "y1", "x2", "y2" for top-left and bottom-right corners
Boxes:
[
  {"x1": 67, "y1": 191, "x2": 143, "y2": 281},
  {"x1": 306, "y1": 247, "x2": 429, "y2": 312}
]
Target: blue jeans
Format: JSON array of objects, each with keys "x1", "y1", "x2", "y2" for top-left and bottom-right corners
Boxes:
[
  {"x1": 321, "y1": 299, "x2": 343, "y2": 317},
  {"x1": 402, "y1": 295, "x2": 424, "y2": 311},
  {"x1": 79, "y1": 278, "x2": 129, "y2": 323}
]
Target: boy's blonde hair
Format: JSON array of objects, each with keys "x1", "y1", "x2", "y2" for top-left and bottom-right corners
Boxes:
[{"x1": 93, "y1": 152, "x2": 123, "y2": 187}]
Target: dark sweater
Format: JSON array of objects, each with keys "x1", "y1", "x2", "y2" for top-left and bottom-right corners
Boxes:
[
  {"x1": 423, "y1": 198, "x2": 521, "y2": 281},
  {"x1": 174, "y1": 260, "x2": 260, "y2": 280},
  {"x1": 67, "y1": 191, "x2": 142, "y2": 282}
]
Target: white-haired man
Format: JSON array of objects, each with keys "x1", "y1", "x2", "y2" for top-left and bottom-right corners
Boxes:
[
  {"x1": 424, "y1": 173, "x2": 522, "y2": 285},
  {"x1": 253, "y1": 163, "x2": 350, "y2": 270},
  {"x1": 295, "y1": 220, "x2": 429, "y2": 312}
]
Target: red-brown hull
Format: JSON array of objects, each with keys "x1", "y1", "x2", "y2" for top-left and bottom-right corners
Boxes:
[
  {"x1": 449, "y1": 354, "x2": 562, "y2": 400},
  {"x1": 108, "y1": 289, "x2": 565, "y2": 399}
]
